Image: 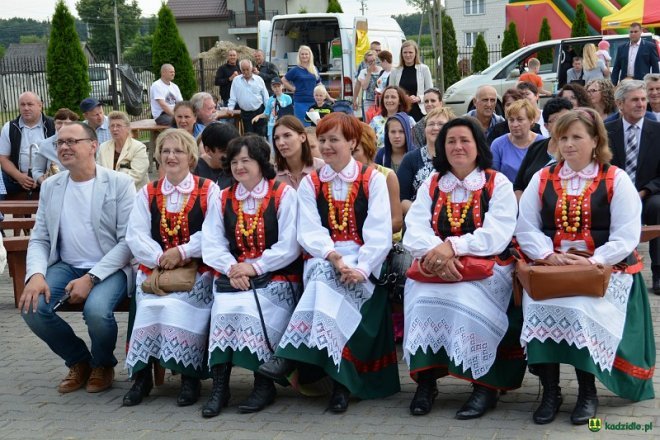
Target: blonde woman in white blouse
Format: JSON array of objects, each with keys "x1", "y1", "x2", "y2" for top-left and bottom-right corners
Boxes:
[{"x1": 516, "y1": 108, "x2": 654, "y2": 425}]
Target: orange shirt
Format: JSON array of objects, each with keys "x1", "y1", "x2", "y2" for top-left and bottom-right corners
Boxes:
[{"x1": 519, "y1": 72, "x2": 544, "y2": 90}]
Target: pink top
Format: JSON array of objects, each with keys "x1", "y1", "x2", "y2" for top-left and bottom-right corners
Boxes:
[{"x1": 275, "y1": 156, "x2": 325, "y2": 189}]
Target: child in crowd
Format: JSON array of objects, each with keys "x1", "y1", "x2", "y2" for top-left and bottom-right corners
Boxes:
[
  {"x1": 305, "y1": 84, "x2": 334, "y2": 125},
  {"x1": 304, "y1": 126, "x2": 323, "y2": 159},
  {"x1": 251, "y1": 76, "x2": 292, "y2": 143},
  {"x1": 596, "y1": 39, "x2": 612, "y2": 67},
  {"x1": 519, "y1": 58, "x2": 552, "y2": 96}
]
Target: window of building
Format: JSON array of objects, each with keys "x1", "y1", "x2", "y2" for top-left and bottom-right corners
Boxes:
[
  {"x1": 465, "y1": 31, "x2": 484, "y2": 48},
  {"x1": 199, "y1": 36, "x2": 218, "y2": 53},
  {"x1": 464, "y1": 0, "x2": 485, "y2": 15}
]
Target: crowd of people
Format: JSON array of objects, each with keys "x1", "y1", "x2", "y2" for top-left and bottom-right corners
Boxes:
[{"x1": 3, "y1": 23, "x2": 658, "y2": 426}]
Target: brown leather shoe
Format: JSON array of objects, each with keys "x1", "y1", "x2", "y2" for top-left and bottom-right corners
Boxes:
[
  {"x1": 58, "y1": 362, "x2": 91, "y2": 393},
  {"x1": 86, "y1": 366, "x2": 114, "y2": 393}
]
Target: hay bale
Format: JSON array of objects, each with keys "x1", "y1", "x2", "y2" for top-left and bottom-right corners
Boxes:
[{"x1": 196, "y1": 41, "x2": 256, "y2": 92}]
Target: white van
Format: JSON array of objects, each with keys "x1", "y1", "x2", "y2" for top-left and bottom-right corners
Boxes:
[
  {"x1": 443, "y1": 33, "x2": 660, "y2": 115},
  {"x1": 89, "y1": 63, "x2": 117, "y2": 104},
  {"x1": 258, "y1": 13, "x2": 405, "y2": 102}
]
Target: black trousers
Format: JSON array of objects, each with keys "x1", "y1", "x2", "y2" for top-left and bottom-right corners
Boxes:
[
  {"x1": 643, "y1": 193, "x2": 660, "y2": 276},
  {"x1": 239, "y1": 105, "x2": 267, "y2": 137}
]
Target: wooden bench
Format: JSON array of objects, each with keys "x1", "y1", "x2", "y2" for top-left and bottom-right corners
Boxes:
[
  {"x1": 1, "y1": 200, "x2": 38, "y2": 307},
  {"x1": 0, "y1": 200, "x2": 129, "y2": 311}
]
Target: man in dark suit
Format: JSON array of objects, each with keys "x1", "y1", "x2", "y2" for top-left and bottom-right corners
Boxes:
[
  {"x1": 606, "y1": 80, "x2": 660, "y2": 294},
  {"x1": 254, "y1": 50, "x2": 279, "y2": 95},
  {"x1": 611, "y1": 22, "x2": 660, "y2": 85}
]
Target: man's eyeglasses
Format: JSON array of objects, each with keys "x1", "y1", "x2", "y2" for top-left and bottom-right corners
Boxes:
[{"x1": 56, "y1": 138, "x2": 92, "y2": 148}]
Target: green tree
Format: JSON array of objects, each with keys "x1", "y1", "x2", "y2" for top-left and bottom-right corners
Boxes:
[
  {"x1": 0, "y1": 18, "x2": 50, "y2": 47},
  {"x1": 123, "y1": 33, "x2": 152, "y2": 68},
  {"x1": 571, "y1": 4, "x2": 589, "y2": 38},
  {"x1": 20, "y1": 35, "x2": 49, "y2": 44},
  {"x1": 0, "y1": 43, "x2": 5, "y2": 60},
  {"x1": 327, "y1": 0, "x2": 343, "y2": 13},
  {"x1": 501, "y1": 22, "x2": 520, "y2": 57},
  {"x1": 537, "y1": 18, "x2": 553, "y2": 65},
  {"x1": 151, "y1": 5, "x2": 196, "y2": 99},
  {"x1": 47, "y1": 1, "x2": 90, "y2": 114},
  {"x1": 76, "y1": 0, "x2": 142, "y2": 59},
  {"x1": 442, "y1": 11, "x2": 460, "y2": 88},
  {"x1": 472, "y1": 33, "x2": 488, "y2": 73}
]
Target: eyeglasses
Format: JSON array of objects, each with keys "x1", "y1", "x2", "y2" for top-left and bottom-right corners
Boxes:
[
  {"x1": 161, "y1": 149, "x2": 187, "y2": 156},
  {"x1": 586, "y1": 89, "x2": 601, "y2": 94},
  {"x1": 56, "y1": 138, "x2": 92, "y2": 147},
  {"x1": 426, "y1": 122, "x2": 445, "y2": 128}
]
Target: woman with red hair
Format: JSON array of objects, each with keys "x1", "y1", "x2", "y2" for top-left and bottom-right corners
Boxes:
[{"x1": 258, "y1": 112, "x2": 400, "y2": 412}]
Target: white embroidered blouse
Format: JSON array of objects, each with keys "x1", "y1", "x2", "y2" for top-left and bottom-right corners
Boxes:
[
  {"x1": 403, "y1": 168, "x2": 517, "y2": 259},
  {"x1": 126, "y1": 173, "x2": 219, "y2": 268},
  {"x1": 202, "y1": 178, "x2": 300, "y2": 276},
  {"x1": 297, "y1": 158, "x2": 392, "y2": 279},
  {"x1": 515, "y1": 161, "x2": 641, "y2": 264}
]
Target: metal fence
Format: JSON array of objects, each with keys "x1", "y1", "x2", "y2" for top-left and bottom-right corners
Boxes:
[
  {"x1": 0, "y1": 57, "x2": 233, "y2": 127},
  {"x1": 418, "y1": 44, "x2": 503, "y2": 80},
  {"x1": 0, "y1": 44, "x2": 504, "y2": 126}
]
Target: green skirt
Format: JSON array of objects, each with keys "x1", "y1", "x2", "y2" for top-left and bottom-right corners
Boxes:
[
  {"x1": 276, "y1": 284, "x2": 401, "y2": 399},
  {"x1": 409, "y1": 298, "x2": 527, "y2": 390},
  {"x1": 210, "y1": 346, "x2": 262, "y2": 373},
  {"x1": 527, "y1": 273, "x2": 655, "y2": 401}
]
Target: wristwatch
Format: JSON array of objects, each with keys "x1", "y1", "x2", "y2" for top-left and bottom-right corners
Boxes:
[{"x1": 88, "y1": 273, "x2": 101, "y2": 285}]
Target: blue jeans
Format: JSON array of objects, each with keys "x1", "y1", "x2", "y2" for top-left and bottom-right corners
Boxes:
[{"x1": 22, "y1": 261, "x2": 128, "y2": 368}]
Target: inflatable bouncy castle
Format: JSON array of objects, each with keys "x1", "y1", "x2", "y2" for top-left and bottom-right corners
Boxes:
[{"x1": 506, "y1": 0, "x2": 640, "y2": 44}]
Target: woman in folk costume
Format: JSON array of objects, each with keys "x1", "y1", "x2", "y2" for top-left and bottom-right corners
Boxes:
[
  {"x1": 201, "y1": 135, "x2": 302, "y2": 417},
  {"x1": 516, "y1": 108, "x2": 655, "y2": 425},
  {"x1": 403, "y1": 117, "x2": 525, "y2": 418},
  {"x1": 259, "y1": 112, "x2": 400, "y2": 412},
  {"x1": 123, "y1": 129, "x2": 217, "y2": 407}
]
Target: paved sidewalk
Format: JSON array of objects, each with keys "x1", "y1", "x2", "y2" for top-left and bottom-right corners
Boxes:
[{"x1": 0, "y1": 265, "x2": 658, "y2": 440}]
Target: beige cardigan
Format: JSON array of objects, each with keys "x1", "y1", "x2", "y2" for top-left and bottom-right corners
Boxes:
[
  {"x1": 387, "y1": 63, "x2": 434, "y2": 116},
  {"x1": 97, "y1": 137, "x2": 150, "y2": 190}
]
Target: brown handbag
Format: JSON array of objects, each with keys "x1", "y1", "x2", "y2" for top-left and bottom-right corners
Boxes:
[
  {"x1": 141, "y1": 260, "x2": 200, "y2": 296},
  {"x1": 512, "y1": 250, "x2": 611, "y2": 307}
]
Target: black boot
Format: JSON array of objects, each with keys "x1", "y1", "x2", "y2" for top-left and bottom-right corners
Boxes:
[
  {"x1": 238, "y1": 373, "x2": 276, "y2": 413},
  {"x1": 257, "y1": 356, "x2": 294, "y2": 381},
  {"x1": 409, "y1": 369, "x2": 438, "y2": 416},
  {"x1": 455, "y1": 384, "x2": 499, "y2": 420},
  {"x1": 533, "y1": 363, "x2": 563, "y2": 424},
  {"x1": 571, "y1": 369, "x2": 598, "y2": 425},
  {"x1": 201, "y1": 363, "x2": 232, "y2": 418},
  {"x1": 177, "y1": 375, "x2": 201, "y2": 407},
  {"x1": 328, "y1": 380, "x2": 350, "y2": 413},
  {"x1": 122, "y1": 367, "x2": 153, "y2": 407}
]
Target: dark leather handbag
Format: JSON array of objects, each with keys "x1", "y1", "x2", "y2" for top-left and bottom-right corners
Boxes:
[
  {"x1": 141, "y1": 260, "x2": 200, "y2": 296},
  {"x1": 215, "y1": 273, "x2": 273, "y2": 292},
  {"x1": 512, "y1": 249, "x2": 611, "y2": 307},
  {"x1": 406, "y1": 256, "x2": 495, "y2": 283},
  {"x1": 373, "y1": 242, "x2": 413, "y2": 304},
  {"x1": 214, "y1": 272, "x2": 280, "y2": 354}
]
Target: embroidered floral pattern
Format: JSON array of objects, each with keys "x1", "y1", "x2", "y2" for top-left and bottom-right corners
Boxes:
[
  {"x1": 278, "y1": 260, "x2": 372, "y2": 369},
  {"x1": 403, "y1": 264, "x2": 513, "y2": 378},
  {"x1": 521, "y1": 273, "x2": 633, "y2": 372}
]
